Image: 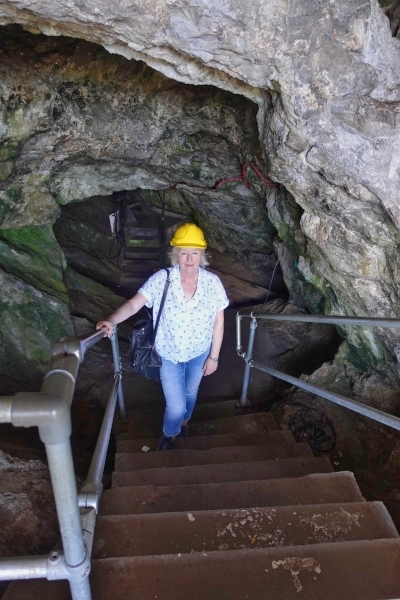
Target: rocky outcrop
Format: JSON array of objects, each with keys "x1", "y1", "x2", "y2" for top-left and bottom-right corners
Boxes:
[
  {"x1": 0, "y1": 225, "x2": 68, "y2": 302},
  {"x1": 53, "y1": 196, "x2": 121, "y2": 290},
  {"x1": 250, "y1": 299, "x2": 342, "y2": 379},
  {"x1": 0, "y1": 0, "x2": 400, "y2": 383},
  {"x1": 0, "y1": 26, "x2": 280, "y2": 392},
  {"x1": 0, "y1": 269, "x2": 73, "y2": 389},
  {"x1": 273, "y1": 353, "x2": 400, "y2": 525},
  {"x1": 0, "y1": 27, "x2": 267, "y2": 241}
]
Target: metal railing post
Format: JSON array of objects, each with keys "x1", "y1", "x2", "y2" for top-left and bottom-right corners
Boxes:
[
  {"x1": 45, "y1": 442, "x2": 91, "y2": 600},
  {"x1": 235, "y1": 311, "x2": 400, "y2": 435},
  {"x1": 0, "y1": 327, "x2": 131, "y2": 594},
  {"x1": 39, "y1": 345, "x2": 92, "y2": 600},
  {"x1": 239, "y1": 317, "x2": 258, "y2": 407},
  {"x1": 110, "y1": 326, "x2": 127, "y2": 420}
]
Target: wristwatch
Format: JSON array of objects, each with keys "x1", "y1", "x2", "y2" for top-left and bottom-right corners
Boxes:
[{"x1": 208, "y1": 356, "x2": 218, "y2": 362}]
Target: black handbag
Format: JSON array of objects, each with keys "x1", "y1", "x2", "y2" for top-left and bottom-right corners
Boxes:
[{"x1": 128, "y1": 269, "x2": 170, "y2": 379}]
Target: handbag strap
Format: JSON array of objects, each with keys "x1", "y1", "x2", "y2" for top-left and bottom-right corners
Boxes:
[{"x1": 152, "y1": 268, "x2": 171, "y2": 345}]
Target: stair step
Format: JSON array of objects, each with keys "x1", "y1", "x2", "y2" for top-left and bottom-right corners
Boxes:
[
  {"x1": 93, "y1": 501, "x2": 398, "y2": 558},
  {"x1": 6, "y1": 539, "x2": 400, "y2": 600},
  {"x1": 112, "y1": 457, "x2": 333, "y2": 488},
  {"x1": 124, "y1": 248, "x2": 160, "y2": 258},
  {"x1": 101, "y1": 472, "x2": 364, "y2": 515},
  {"x1": 116, "y1": 401, "x2": 262, "y2": 440},
  {"x1": 88, "y1": 539, "x2": 400, "y2": 599},
  {"x1": 118, "y1": 275, "x2": 149, "y2": 286},
  {"x1": 115, "y1": 411, "x2": 279, "y2": 441},
  {"x1": 188, "y1": 412, "x2": 279, "y2": 437},
  {"x1": 115, "y1": 440, "x2": 313, "y2": 472},
  {"x1": 127, "y1": 239, "x2": 161, "y2": 248},
  {"x1": 117, "y1": 430, "x2": 295, "y2": 453},
  {"x1": 122, "y1": 260, "x2": 160, "y2": 271},
  {"x1": 126, "y1": 226, "x2": 159, "y2": 238}
]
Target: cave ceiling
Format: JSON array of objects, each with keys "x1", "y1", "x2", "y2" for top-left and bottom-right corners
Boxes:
[{"x1": 0, "y1": 0, "x2": 400, "y2": 386}]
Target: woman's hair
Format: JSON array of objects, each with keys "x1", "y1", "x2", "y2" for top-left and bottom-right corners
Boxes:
[{"x1": 169, "y1": 246, "x2": 210, "y2": 267}]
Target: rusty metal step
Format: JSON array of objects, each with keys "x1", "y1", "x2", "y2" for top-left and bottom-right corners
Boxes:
[
  {"x1": 124, "y1": 248, "x2": 160, "y2": 259},
  {"x1": 115, "y1": 440, "x2": 313, "y2": 472},
  {"x1": 187, "y1": 412, "x2": 279, "y2": 437},
  {"x1": 118, "y1": 275, "x2": 149, "y2": 286},
  {"x1": 125, "y1": 226, "x2": 159, "y2": 238},
  {"x1": 117, "y1": 412, "x2": 279, "y2": 440},
  {"x1": 115, "y1": 401, "x2": 263, "y2": 440},
  {"x1": 93, "y1": 501, "x2": 398, "y2": 558},
  {"x1": 116, "y1": 430, "x2": 295, "y2": 453},
  {"x1": 100, "y1": 472, "x2": 364, "y2": 516},
  {"x1": 127, "y1": 238, "x2": 161, "y2": 248},
  {"x1": 112, "y1": 457, "x2": 333, "y2": 488},
  {"x1": 6, "y1": 539, "x2": 400, "y2": 600},
  {"x1": 121, "y1": 260, "x2": 159, "y2": 272}
]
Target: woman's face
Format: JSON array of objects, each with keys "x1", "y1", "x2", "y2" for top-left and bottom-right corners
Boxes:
[{"x1": 177, "y1": 247, "x2": 202, "y2": 273}]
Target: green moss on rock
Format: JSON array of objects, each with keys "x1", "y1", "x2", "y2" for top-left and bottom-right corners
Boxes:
[
  {"x1": 0, "y1": 225, "x2": 68, "y2": 302},
  {"x1": 0, "y1": 269, "x2": 73, "y2": 387},
  {"x1": 0, "y1": 174, "x2": 60, "y2": 228},
  {"x1": 298, "y1": 255, "x2": 396, "y2": 375},
  {"x1": 0, "y1": 141, "x2": 20, "y2": 162},
  {"x1": 0, "y1": 161, "x2": 14, "y2": 181},
  {"x1": 335, "y1": 338, "x2": 396, "y2": 377}
]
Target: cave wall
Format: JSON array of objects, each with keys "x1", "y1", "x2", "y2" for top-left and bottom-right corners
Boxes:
[
  {"x1": 0, "y1": 27, "x2": 278, "y2": 391},
  {"x1": 0, "y1": 0, "x2": 400, "y2": 387}
]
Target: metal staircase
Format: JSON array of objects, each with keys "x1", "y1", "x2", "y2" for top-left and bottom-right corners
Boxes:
[
  {"x1": 3, "y1": 313, "x2": 400, "y2": 599},
  {"x1": 117, "y1": 193, "x2": 186, "y2": 295},
  {"x1": 5, "y1": 400, "x2": 400, "y2": 599}
]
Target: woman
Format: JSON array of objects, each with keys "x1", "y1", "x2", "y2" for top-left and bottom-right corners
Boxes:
[{"x1": 96, "y1": 223, "x2": 229, "y2": 451}]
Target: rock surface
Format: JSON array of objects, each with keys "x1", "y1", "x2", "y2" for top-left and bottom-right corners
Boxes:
[
  {"x1": 0, "y1": 450, "x2": 58, "y2": 556},
  {"x1": 0, "y1": 269, "x2": 73, "y2": 389},
  {"x1": 53, "y1": 196, "x2": 121, "y2": 290},
  {"x1": 0, "y1": 2, "x2": 398, "y2": 379},
  {"x1": 250, "y1": 300, "x2": 342, "y2": 379},
  {"x1": 273, "y1": 353, "x2": 400, "y2": 527}
]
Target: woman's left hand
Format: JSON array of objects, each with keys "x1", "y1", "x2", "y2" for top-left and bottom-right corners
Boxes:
[{"x1": 203, "y1": 357, "x2": 218, "y2": 376}]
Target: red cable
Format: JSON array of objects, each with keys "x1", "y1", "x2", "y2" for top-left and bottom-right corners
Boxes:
[
  {"x1": 242, "y1": 163, "x2": 279, "y2": 189},
  {"x1": 169, "y1": 163, "x2": 278, "y2": 191},
  {"x1": 214, "y1": 176, "x2": 244, "y2": 189}
]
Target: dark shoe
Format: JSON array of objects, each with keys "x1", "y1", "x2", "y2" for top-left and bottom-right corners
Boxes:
[
  {"x1": 156, "y1": 435, "x2": 175, "y2": 451},
  {"x1": 177, "y1": 424, "x2": 189, "y2": 439}
]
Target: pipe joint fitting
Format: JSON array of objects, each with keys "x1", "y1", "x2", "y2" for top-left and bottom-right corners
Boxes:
[
  {"x1": 47, "y1": 550, "x2": 91, "y2": 582},
  {"x1": 78, "y1": 491, "x2": 100, "y2": 514},
  {"x1": 51, "y1": 337, "x2": 82, "y2": 362},
  {"x1": 11, "y1": 393, "x2": 71, "y2": 444}
]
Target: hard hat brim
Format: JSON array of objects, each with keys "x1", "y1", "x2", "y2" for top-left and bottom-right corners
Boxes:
[{"x1": 170, "y1": 241, "x2": 207, "y2": 248}]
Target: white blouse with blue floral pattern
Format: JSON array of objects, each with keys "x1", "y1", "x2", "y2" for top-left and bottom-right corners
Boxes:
[{"x1": 138, "y1": 265, "x2": 229, "y2": 364}]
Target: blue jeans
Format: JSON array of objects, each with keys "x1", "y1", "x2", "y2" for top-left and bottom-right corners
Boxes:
[{"x1": 160, "y1": 347, "x2": 210, "y2": 437}]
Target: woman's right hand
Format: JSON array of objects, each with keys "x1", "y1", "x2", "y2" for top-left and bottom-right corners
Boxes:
[{"x1": 96, "y1": 320, "x2": 114, "y2": 338}]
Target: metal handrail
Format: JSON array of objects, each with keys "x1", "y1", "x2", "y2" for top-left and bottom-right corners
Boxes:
[
  {"x1": 0, "y1": 326, "x2": 126, "y2": 600},
  {"x1": 80, "y1": 372, "x2": 121, "y2": 505},
  {"x1": 236, "y1": 311, "x2": 400, "y2": 432}
]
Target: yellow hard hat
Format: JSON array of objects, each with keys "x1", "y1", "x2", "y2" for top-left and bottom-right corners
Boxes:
[{"x1": 170, "y1": 223, "x2": 207, "y2": 248}]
